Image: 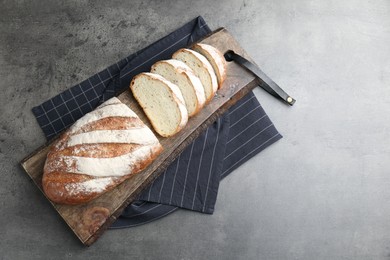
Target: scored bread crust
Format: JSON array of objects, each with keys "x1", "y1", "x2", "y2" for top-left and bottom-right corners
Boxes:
[
  {"x1": 192, "y1": 43, "x2": 227, "y2": 88},
  {"x1": 130, "y1": 72, "x2": 188, "y2": 137},
  {"x1": 42, "y1": 97, "x2": 163, "y2": 205},
  {"x1": 172, "y1": 48, "x2": 218, "y2": 103},
  {"x1": 151, "y1": 59, "x2": 206, "y2": 117}
]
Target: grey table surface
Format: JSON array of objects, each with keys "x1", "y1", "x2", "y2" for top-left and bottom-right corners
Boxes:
[{"x1": 1, "y1": 0, "x2": 390, "y2": 259}]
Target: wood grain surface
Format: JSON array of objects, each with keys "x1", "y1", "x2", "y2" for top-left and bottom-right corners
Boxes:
[{"x1": 20, "y1": 28, "x2": 259, "y2": 246}]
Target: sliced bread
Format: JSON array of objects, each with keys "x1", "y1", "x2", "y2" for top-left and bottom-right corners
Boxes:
[
  {"x1": 192, "y1": 43, "x2": 227, "y2": 88},
  {"x1": 172, "y1": 48, "x2": 218, "y2": 103},
  {"x1": 130, "y1": 72, "x2": 188, "y2": 137},
  {"x1": 151, "y1": 59, "x2": 206, "y2": 117}
]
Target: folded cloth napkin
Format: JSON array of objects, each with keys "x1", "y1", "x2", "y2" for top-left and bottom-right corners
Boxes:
[
  {"x1": 113, "y1": 92, "x2": 282, "y2": 228},
  {"x1": 32, "y1": 16, "x2": 282, "y2": 227}
]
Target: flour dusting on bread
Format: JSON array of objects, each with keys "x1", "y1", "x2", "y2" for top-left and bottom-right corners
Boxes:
[
  {"x1": 64, "y1": 177, "x2": 114, "y2": 196},
  {"x1": 42, "y1": 97, "x2": 163, "y2": 205}
]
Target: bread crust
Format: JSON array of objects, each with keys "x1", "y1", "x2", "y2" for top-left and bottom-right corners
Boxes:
[
  {"x1": 130, "y1": 72, "x2": 188, "y2": 137},
  {"x1": 151, "y1": 59, "x2": 206, "y2": 117},
  {"x1": 42, "y1": 98, "x2": 163, "y2": 205},
  {"x1": 192, "y1": 43, "x2": 227, "y2": 88}
]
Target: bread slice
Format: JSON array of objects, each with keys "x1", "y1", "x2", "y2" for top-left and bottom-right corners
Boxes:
[
  {"x1": 151, "y1": 59, "x2": 206, "y2": 117},
  {"x1": 130, "y1": 72, "x2": 188, "y2": 137},
  {"x1": 192, "y1": 43, "x2": 227, "y2": 88},
  {"x1": 172, "y1": 48, "x2": 218, "y2": 103}
]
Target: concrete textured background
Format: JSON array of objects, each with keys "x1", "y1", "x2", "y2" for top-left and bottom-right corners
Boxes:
[{"x1": 1, "y1": 0, "x2": 390, "y2": 259}]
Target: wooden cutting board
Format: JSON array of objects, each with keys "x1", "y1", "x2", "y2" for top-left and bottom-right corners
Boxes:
[{"x1": 20, "y1": 28, "x2": 259, "y2": 246}]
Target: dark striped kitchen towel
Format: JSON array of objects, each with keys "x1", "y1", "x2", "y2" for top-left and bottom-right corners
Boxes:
[
  {"x1": 113, "y1": 91, "x2": 281, "y2": 228},
  {"x1": 31, "y1": 16, "x2": 282, "y2": 228}
]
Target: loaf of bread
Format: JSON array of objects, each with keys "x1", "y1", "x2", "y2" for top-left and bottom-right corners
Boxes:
[
  {"x1": 42, "y1": 97, "x2": 163, "y2": 205},
  {"x1": 172, "y1": 48, "x2": 218, "y2": 103},
  {"x1": 130, "y1": 72, "x2": 188, "y2": 137},
  {"x1": 151, "y1": 59, "x2": 206, "y2": 117},
  {"x1": 192, "y1": 43, "x2": 227, "y2": 88}
]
